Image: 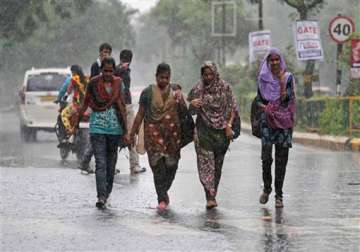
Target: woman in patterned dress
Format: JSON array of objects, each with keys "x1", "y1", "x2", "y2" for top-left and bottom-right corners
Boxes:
[
  {"x1": 130, "y1": 63, "x2": 187, "y2": 210},
  {"x1": 187, "y1": 61, "x2": 238, "y2": 209}
]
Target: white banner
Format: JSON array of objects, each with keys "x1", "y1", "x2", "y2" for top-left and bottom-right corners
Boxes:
[
  {"x1": 350, "y1": 67, "x2": 360, "y2": 79},
  {"x1": 294, "y1": 20, "x2": 323, "y2": 61},
  {"x1": 249, "y1": 30, "x2": 271, "y2": 63}
]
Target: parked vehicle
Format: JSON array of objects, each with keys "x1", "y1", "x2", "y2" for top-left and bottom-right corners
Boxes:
[{"x1": 19, "y1": 67, "x2": 70, "y2": 142}]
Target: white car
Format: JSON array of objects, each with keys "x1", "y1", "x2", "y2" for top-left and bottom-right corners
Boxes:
[{"x1": 19, "y1": 67, "x2": 71, "y2": 142}]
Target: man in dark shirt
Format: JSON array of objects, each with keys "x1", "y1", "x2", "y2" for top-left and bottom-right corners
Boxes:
[
  {"x1": 115, "y1": 49, "x2": 146, "y2": 175},
  {"x1": 90, "y1": 43, "x2": 112, "y2": 78}
]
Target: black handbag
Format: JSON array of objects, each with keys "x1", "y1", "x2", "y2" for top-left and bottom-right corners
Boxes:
[
  {"x1": 250, "y1": 97, "x2": 262, "y2": 138},
  {"x1": 170, "y1": 83, "x2": 195, "y2": 148},
  {"x1": 231, "y1": 111, "x2": 241, "y2": 139},
  {"x1": 177, "y1": 103, "x2": 195, "y2": 148}
]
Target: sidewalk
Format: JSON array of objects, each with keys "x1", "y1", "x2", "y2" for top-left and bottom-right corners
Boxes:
[{"x1": 241, "y1": 122, "x2": 360, "y2": 152}]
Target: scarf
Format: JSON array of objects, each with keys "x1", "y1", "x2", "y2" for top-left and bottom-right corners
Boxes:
[
  {"x1": 87, "y1": 76, "x2": 121, "y2": 112},
  {"x1": 149, "y1": 84, "x2": 176, "y2": 122},
  {"x1": 258, "y1": 48, "x2": 296, "y2": 129},
  {"x1": 258, "y1": 48, "x2": 289, "y2": 101},
  {"x1": 188, "y1": 61, "x2": 236, "y2": 130}
]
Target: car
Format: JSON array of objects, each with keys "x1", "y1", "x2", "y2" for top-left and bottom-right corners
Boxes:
[{"x1": 19, "y1": 67, "x2": 71, "y2": 142}]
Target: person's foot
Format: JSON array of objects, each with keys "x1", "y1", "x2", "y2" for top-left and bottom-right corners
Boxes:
[
  {"x1": 130, "y1": 166, "x2": 146, "y2": 175},
  {"x1": 79, "y1": 162, "x2": 94, "y2": 174},
  {"x1": 79, "y1": 161, "x2": 89, "y2": 170},
  {"x1": 206, "y1": 200, "x2": 218, "y2": 210},
  {"x1": 87, "y1": 168, "x2": 95, "y2": 174},
  {"x1": 259, "y1": 192, "x2": 269, "y2": 204},
  {"x1": 275, "y1": 198, "x2": 284, "y2": 208},
  {"x1": 157, "y1": 201, "x2": 168, "y2": 211},
  {"x1": 95, "y1": 198, "x2": 106, "y2": 210}
]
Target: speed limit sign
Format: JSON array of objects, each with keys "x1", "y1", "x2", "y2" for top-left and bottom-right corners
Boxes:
[{"x1": 329, "y1": 16, "x2": 355, "y2": 44}]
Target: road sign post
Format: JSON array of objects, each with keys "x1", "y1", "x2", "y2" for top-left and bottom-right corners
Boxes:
[{"x1": 328, "y1": 14, "x2": 355, "y2": 96}]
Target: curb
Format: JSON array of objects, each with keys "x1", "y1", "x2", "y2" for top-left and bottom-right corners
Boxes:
[
  {"x1": 241, "y1": 122, "x2": 359, "y2": 152},
  {"x1": 351, "y1": 138, "x2": 360, "y2": 152}
]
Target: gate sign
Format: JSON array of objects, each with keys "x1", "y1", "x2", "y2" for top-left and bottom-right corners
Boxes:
[
  {"x1": 351, "y1": 39, "x2": 360, "y2": 79},
  {"x1": 294, "y1": 20, "x2": 323, "y2": 61},
  {"x1": 249, "y1": 30, "x2": 272, "y2": 63},
  {"x1": 328, "y1": 16, "x2": 355, "y2": 44}
]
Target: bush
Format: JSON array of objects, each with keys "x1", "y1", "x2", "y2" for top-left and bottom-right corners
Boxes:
[{"x1": 318, "y1": 99, "x2": 347, "y2": 135}]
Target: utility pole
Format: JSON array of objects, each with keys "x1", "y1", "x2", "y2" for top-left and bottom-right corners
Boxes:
[
  {"x1": 258, "y1": 0, "x2": 263, "y2": 30},
  {"x1": 221, "y1": 1, "x2": 226, "y2": 66}
]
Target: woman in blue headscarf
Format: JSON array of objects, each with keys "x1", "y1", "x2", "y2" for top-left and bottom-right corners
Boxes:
[{"x1": 255, "y1": 48, "x2": 296, "y2": 208}]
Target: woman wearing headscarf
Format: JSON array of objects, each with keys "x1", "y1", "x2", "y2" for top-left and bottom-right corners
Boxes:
[
  {"x1": 256, "y1": 48, "x2": 296, "y2": 208},
  {"x1": 130, "y1": 63, "x2": 187, "y2": 211},
  {"x1": 187, "y1": 61, "x2": 238, "y2": 209}
]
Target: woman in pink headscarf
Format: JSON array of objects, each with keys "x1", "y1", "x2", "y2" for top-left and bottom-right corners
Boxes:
[{"x1": 256, "y1": 48, "x2": 296, "y2": 208}]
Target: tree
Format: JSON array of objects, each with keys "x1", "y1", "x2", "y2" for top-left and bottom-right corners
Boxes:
[
  {"x1": 150, "y1": 0, "x2": 255, "y2": 65},
  {"x1": 247, "y1": 0, "x2": 264, "y2": 30},
  {"x1": 279, "y1": 0, "x2": 324, "y2": 98},
  {"x1": 0, "y1": 0, "x2": 92, "y2": 46},
  {"x1": 0, "y1": 0, "x2": 135, "y2": 106}
]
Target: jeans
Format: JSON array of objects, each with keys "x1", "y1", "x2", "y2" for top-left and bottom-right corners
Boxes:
[
  {"x1": 261, "y1": 144, "x2": 289, "y2": 199},
  {"x1": 90, "y1": 133, "x2": 120, "y2": 200}
]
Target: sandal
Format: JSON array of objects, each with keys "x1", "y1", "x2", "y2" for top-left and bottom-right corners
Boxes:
[
  {"x1": 275, "y1": 198, "x2": 284, "y2": 208},
  {"x1": 259, "y1": 192, "x2": 269, "y2": 204},
  {"x1": 206, "y1": 200, "x2": 218, "y2": 210}
]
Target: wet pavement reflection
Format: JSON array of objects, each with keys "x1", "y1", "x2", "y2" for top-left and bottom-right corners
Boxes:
[{"x1": 1, "y1": 110, "x2": 359, "y2": 251}]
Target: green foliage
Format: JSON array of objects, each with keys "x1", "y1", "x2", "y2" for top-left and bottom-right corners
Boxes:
[
  {"x1": 136, "y1": 0, "x2": 256, "y2": 91},
  {"x1": 150, "y1": 0, "x2": 256, "y2": 63},
  {"x1": 295, "y1": 97, "x2": 359, "y2": 137},
  {"x1": 0, "y1": 0, "x2": 92, "y2": 44},
  {"x1": 0, "y1": 0, "x2": 135, "y2": 105},
  {"x1": 352, "y1": 102, "x2": 360, "y2": 138},
  {"x1": 220, "y1": 62, "x2": 257, "y2": 96},
  {"x1": 344, "y1": 79, "x2": 360, "y2": 96},
  {"x1": 278, "y1": 0, "x2": 324, "y2": 19},
  {"x1": 318, "y1": 99, "x2": 347, "y2": 135}
]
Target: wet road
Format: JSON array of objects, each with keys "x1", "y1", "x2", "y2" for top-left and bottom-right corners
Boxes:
[{"x1": 1, "y1": 110, "x2": 359, "y2": 252}]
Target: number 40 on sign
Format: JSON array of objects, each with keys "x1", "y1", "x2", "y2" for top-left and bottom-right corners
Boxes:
[{"x1": 329, "y1": 15, "x2": 355, "y2": 44}]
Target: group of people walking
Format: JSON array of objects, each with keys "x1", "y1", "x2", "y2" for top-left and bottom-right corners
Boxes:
[{"x1": 62, "y1": 42, "x2": 296, "y2": 211}]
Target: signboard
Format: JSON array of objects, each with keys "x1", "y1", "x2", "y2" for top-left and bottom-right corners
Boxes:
[
  {"x1": 211, "y1": 1, "x2": 237, "y2": 37},
  {"x1": 350, "y1": 68, "x2": 360, "y2": 79},
  {"x1": 328, "y1": 16, "x2": 355, "y2": 44},
  {"x1": 248, "y1": 30, "x2": 271, "y2": 63},
  {"x1": 294, "y1": 20, "x2": 323, "y2": 61},
  {"x1": 350, "y1": 39, "x2": 360, "y2": 68},
  {"x1": 350, "y1": 39, "x2": 360, "y2": 79}
]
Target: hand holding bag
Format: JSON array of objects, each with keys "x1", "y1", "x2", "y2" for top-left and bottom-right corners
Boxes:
[{"x1": 177, "y1": 102, "x2": 195, "y2": 148}]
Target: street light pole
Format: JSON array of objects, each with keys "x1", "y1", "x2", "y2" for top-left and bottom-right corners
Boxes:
[
  {"x1": 222, "y1": 2, "x2": 226, "y2": 66},
  {"x1": 258, "y1": 0, "x2": 263, "y2": 30}
]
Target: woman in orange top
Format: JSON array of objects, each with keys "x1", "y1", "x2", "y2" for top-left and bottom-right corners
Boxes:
[{"x1": 61, "y1": 65, "x2": 88, "y2": 134}]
